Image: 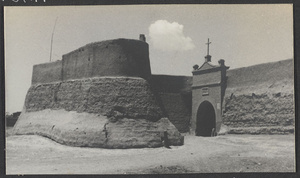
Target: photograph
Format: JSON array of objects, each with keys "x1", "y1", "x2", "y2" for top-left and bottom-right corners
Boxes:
[{"x1": 4, "y1": 4, "x2": 295, "y2": 174}]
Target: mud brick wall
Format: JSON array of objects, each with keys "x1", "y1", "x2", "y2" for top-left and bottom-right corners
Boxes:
[
  {"x1": 32, "y1": 60, "x2": 62, "y2": 84},
  {"x1": 150, "y1": 75, "x2": 192, "y2": 93},
  {"x1": 62, "y1": 39, "x2": 152, "y2": 81},
  {"x1": 31, "y1": 39, "x2": 151, "y2": 84},
  {"x1": 158, "y1": 93, "x2": 191, "y2": 133},
  {"x1": 223, "y1": 59, "x2": 294, "y2": 130},
  {"x1": 223, "y1": 93, "x2": 294, "y2": 128},
  {"x1": 24, "y1": 77, "x2": 163, "y2": 121},
  {"x1": 151, "y1": 75, "x2": 192, "y2": 132}
]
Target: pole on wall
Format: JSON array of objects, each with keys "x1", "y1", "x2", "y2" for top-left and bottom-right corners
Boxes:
[{"x1": 50, "y1": 17, "x2": 58, "y2": 62}]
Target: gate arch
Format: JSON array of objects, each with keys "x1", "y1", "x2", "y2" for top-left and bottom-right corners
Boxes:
[{"x1": 196, "y1": 101, "x2": 216, "y2": 136}]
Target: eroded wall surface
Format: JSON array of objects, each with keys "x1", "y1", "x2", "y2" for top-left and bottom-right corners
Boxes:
[
  {"x1": 223, "y1": 59, "x2": 294, "y2": 134},
  {"x1": 222, "y1": 93, "x2": 294, "y2": 134},
  {"x1": 25, "y1": 77, "x2": 163, "y2": 121},
  {"x1": 15, "y1": 77, "x2": 184, "y2": 148}
]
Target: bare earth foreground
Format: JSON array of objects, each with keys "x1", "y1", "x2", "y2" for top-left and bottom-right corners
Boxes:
[{"x1": 6, "y1": 128, "x2": 295, "y2": 174}]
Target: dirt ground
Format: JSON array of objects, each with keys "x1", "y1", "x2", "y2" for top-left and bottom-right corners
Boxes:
[{"x1": 5, "y1": 127, "x2": 295, "y2": 174}]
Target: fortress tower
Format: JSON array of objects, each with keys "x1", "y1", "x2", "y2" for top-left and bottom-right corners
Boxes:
[{"x1": 13, "y1": 36, "x2": 184, "y2": 148}]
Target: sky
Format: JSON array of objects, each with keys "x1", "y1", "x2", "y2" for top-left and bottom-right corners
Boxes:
[{"x1": 4, "y1": 4, "x2": 293, "y2": 113}]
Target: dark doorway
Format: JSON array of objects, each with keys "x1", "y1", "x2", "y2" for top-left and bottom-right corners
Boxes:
[{"x1": 196, "y1": 101, "x2": 216, "y2": 136}]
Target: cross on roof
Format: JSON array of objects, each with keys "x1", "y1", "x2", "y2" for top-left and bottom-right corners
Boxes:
[{"x1": 206, "y1": 38, "x2": 211, "y2": 56}]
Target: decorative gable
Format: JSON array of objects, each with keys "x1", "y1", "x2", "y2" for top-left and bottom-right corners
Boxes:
[{"x1": 198, "y1": 62, "x2": 219, "y2": 71}]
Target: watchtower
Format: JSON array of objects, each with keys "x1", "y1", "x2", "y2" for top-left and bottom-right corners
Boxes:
[{"x1": 191, "y1": 39, "x2": 229, "y2": 136}]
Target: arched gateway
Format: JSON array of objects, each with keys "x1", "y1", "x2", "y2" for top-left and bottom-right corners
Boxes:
[
  {"x1": 196, "y1": 101, "x2": 216, "y2": 136},
  {"x1": 191, "y1": 43, "x2": 229, "y2": 136}
]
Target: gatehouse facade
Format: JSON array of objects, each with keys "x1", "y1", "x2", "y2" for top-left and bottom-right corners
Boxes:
[{"x1": 191, "y1": 54, "x2": 229, "y2": 136}]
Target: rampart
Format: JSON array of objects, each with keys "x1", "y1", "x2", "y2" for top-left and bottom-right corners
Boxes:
[
  {"x1": 222, "y1": 59, "x2": 294, "y2": 134},
  {"x1": 15, "y1": 38, "x2": 184, "y2": 148}
]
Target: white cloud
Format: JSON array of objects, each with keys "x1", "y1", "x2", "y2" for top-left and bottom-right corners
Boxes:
[{"x1": 148, "y1": 20, "x2": 195, "y2": 51}]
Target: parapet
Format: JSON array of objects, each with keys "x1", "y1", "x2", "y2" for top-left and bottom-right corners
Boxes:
[
  {"x1": 32, "y1": 38, "x2": 152, "y2": 84},
  {"x1": 32, "y1": 60, "x2": 62, "y2": 85}
]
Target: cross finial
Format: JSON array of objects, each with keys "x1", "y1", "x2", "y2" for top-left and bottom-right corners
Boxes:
[{"x1": 206, "y1": 38, "x2": 211, "y2": 56}]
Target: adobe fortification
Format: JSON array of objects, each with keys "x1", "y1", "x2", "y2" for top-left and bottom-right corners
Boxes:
[
  {"x1": 14, "y1": 36, "x2": 294, "y2": 147},
  {"x1": 14, "y1": 38, "x2": 183, "y2": 148}
]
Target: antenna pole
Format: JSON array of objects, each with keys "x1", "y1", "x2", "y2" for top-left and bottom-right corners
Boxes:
[{"x1": 50, "y1": 17, "x2": 58, "y2": 62}]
